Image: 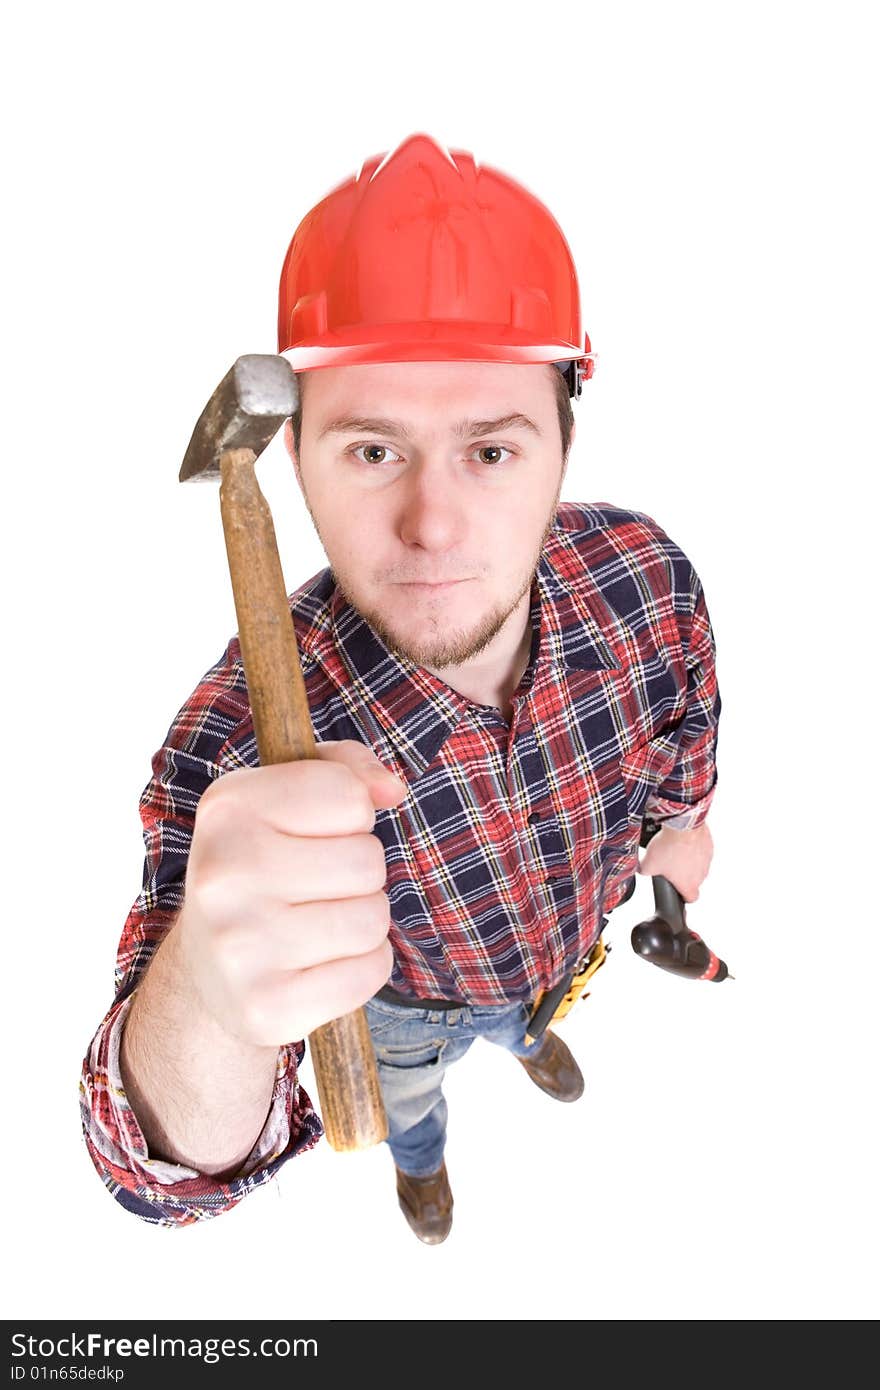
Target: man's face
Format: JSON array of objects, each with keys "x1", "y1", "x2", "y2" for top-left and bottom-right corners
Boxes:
[{"x1": 284, "y1": 360, "x2": 571, "y2": 669}]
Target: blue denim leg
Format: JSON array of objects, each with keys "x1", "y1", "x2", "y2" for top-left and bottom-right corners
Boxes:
[
  {"x1": 363, "y1": 999, "x2": 475, "y2": 1177},
  {"x1": 363, "y1": 996, "x2": 542, "y2": 1175},
  {"x1": 477, "y1": 1000, "x2": 544, "y2": 1059}
]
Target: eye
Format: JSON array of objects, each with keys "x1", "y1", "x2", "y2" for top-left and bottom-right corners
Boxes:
[
  {"x1": 347, "y1": 442, "x2": 515, "y2": 466},
  {"x1": 473, "y1": 444, "x2": 513, "y2": 466},
  {"x1": 349, "y1": 443, "x2": 403, "y2": 465}
]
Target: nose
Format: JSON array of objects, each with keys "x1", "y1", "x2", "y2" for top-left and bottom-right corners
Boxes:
[{"x1": 396, "y1": 457, "x2": 467, "y2": 553}]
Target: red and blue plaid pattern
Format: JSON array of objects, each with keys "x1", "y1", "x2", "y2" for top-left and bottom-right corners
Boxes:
[{"x1": 81, "y1": 501, "x2": 721, "y2": 1224}]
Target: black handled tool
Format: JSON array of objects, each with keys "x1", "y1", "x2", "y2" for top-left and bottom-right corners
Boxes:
[{"x1": 630, "y1": 817, "x2": 731, "y2": 982}]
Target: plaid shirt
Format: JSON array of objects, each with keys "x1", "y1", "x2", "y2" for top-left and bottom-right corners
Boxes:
[{"x1": 80, "y1": 501, "x2": 721, "y2": 1225}]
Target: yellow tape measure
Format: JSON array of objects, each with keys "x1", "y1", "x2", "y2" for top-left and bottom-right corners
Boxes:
[{"x1": 525, "y1": 935, "x2": 609, "y2": 1045}]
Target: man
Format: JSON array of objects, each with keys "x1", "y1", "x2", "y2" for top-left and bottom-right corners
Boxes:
[{"x1": 80, "y1": 133, "x2": 720, "y2": 1242}]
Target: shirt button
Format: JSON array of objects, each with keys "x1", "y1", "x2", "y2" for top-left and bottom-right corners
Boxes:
[{"x1": 527, "y1": 811, "x2": 542, "y2": 825}]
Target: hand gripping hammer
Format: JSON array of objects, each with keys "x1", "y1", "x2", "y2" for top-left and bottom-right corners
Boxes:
[{"x1": 179, "y1": 353, "x2": 388, "y2": 1152}]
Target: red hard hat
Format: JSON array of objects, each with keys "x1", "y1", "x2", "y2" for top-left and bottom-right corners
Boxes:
[{"x1": 277, "y1": 132, "x2": 596, "y2": 398}]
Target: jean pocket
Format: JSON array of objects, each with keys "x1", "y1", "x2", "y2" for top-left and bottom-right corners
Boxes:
[
  {"x1": 363, "y1": 998, "x2": 432, "y2": 1041},
  {"x1": 374, "y1": 1039, "x2": 446, "y2": 1070}
]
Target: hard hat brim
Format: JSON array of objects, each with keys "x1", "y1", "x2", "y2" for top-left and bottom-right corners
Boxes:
[{"x1": 279, "y1": 321, "x2": 587, "y2": 373}]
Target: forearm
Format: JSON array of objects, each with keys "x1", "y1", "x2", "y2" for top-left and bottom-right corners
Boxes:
[{"x1": 119, "y1": 915, "x2": 281, "y2": 1177}]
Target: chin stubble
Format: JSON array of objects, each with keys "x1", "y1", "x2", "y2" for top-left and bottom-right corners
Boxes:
[
  {"x1": 333, "y1": 498, "x2": 560, "y2": 669},
  {"x1": 304, "y1": 469, "x2": 563, "y2": 669}
]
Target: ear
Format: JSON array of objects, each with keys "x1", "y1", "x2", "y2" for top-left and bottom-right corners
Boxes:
[
  {"x1": 283, "y1": 419, "x2": 304, "y2": 490},
  {"x1": 282, "y1": 418, "x2": 295, "y2": 458},
  {"x1": 562, "y1": 419, "x2": 575, "y2": 479}
]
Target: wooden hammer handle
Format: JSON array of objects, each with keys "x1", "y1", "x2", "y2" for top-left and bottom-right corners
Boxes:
[{"x1": 218, "y1": 447, "x2": 388, "y2": 1152}]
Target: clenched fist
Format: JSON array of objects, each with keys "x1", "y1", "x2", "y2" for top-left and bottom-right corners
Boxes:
[
  {"x1": 637, "y1": 819, "x2": 713, "y2": 903},
  {"x1": 175, "y1": 740, "x2": 408, "y2": 1046}
]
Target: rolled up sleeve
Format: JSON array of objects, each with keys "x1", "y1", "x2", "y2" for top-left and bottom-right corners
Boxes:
[
  {"x1": 79, "y1": 641, "x2": 324, "y2": 1226},
  {"x1": 644, "y1": 571, "x2": 722, "y2": 831},
  {"x1": 80, "y1": 998, "x2": 321, "y2": 1227}
]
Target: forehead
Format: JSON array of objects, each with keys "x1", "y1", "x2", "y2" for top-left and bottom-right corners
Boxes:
[{"x1": 302, "y1": 360, "x2": 557, "y2": 420}]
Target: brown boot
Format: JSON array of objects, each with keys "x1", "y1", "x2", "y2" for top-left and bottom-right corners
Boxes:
[
  {"x1": 395, "y1": 1161, "x2": 453, "y2": 1244},
  {"x1": 517, "y1": 1029, "x2": 584, "y2": 1102}
]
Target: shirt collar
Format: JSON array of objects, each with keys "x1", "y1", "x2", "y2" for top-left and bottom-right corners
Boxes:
[{"x1": 300, "y1": 520, "x2": 620, "y2": 778}]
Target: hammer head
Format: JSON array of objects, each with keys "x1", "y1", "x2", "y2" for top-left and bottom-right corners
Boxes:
[{"x1": 179, "y1": 353, "x2": 300, "y2": 481}]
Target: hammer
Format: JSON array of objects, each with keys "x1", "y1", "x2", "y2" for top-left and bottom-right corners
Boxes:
[{"x1": 179, "y1": 353, "x2": 388, "y2": 1152}]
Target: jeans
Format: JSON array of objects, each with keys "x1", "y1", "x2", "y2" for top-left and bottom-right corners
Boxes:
[{"x1": 363, "y1": 994, "x2": 543, "y2": 1177}]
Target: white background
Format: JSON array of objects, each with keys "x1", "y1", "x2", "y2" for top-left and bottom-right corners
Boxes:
[{"x1": 4, "y1": 0, "x2": 877, "y2": 1322}]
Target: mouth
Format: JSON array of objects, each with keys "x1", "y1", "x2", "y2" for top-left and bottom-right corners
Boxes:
[{"x1": 395, "y1": 579, "x2": 470, "y2": 591}]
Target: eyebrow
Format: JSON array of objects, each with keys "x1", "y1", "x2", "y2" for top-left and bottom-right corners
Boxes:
[{"x1": 316, "y1": 412, "x2": 543, "y2": 441}]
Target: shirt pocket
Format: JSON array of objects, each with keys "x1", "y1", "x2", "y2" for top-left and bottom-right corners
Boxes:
[
  {"x1": 618, "y1": 724, "x2": 685, "y2": 826},
  {"x1": 548, "y1": 669, "x2": 637, "y2": 877}
]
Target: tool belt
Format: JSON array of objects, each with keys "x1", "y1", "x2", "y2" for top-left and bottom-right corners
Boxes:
[
  {"x1": 375, "y1": 931, "x2": 609, "y2": 1030},
  {"x1": 524, "y1": 933, "x2": 609, "y2": 1045}
]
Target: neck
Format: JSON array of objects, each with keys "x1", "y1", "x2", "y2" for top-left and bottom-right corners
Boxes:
[{"x1": 424, "y1": 589, "x2": 533, "y2": 719}]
